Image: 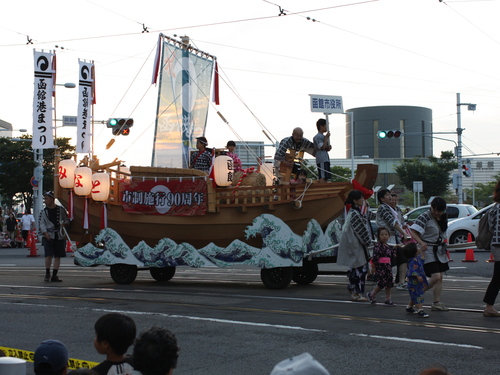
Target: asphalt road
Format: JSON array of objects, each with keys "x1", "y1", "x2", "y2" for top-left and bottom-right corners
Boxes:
[{"x1": 1, "y1": 245, "x2": 499, "y2": 375}]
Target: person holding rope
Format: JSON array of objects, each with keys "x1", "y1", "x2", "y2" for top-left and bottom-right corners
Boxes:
[{"x1": 39, "y1": 191, "x2": 70, "y2": 282}]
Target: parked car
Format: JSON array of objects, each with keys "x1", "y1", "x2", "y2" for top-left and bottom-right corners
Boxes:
[
  {"x1": 446, "y1": 204, "x2": 494, "y2": 245},
  {"x1": 404, "y1": 204, "x2": 477, "y2": 224}
]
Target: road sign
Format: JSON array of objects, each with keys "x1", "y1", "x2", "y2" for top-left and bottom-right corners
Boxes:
[
  {"x1": 62, "y1": 116, "x2": 78, "y2": 127},
  {"x1": 30, "y1": 176, "x2": 38, "y2": 187}
]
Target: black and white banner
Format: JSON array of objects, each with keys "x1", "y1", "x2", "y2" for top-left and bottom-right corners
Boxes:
[
  {"x1": 77, "y1": 60, "x2": 94, "y2": 153},
  {"x1": 32, "y1": 50, "x2": 56, "y2": 149}
]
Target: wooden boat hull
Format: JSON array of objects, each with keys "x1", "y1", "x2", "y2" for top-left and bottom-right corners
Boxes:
[{"x1": 58, "y1": 164, "x2": 378, "y2": 249}]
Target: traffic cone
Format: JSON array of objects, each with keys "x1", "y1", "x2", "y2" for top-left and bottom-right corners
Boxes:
[
  {"x1": 487, "y1": 252, "x2": 495, "y2": 263},
  {"x1": 27, "y1": 232, "x2": 39, "y2": 257},
  {"x1": 26, "y1": 230, "x2": 32, "y2": 248},
  {"x1": 462, "y1": 233, "x2": 478, "y2": 262}
]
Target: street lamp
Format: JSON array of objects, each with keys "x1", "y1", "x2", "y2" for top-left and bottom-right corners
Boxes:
[{"x1": 456, "y1": 93, "x2": 476, "y2": 204}]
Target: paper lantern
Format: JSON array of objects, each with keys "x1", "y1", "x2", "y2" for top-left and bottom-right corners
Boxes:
[
  {"x1": 73, "y1": 166, "x2": 92, "y2": 196},
  {"x1": 58, "y1": 159, "x2": 76, "y2": 189},
  {"x1": 214, "y1": 155, "x2": 234, "y2": 187},
  {"x1": 91, "y1": 172, "x2": 110, "y2": 202}
]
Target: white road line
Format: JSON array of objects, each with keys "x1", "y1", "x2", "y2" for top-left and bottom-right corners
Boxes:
[
  {"x1": 0, "y1": 302, "x2": 325, "y2": 333},
  {"x1": 351, "y1": 333, "x2": 483, "y2": 349}
]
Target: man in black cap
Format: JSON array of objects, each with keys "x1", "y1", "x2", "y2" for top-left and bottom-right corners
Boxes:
[
  {"x1": 34, "y1": 339, "x2": 69, "y2": 375},
  {"x1": 39, "y1": 191, "x2": 70, "y2": 282},
  {"x1": 189, "y1": 137, "x2": 212, "y2": 173}
]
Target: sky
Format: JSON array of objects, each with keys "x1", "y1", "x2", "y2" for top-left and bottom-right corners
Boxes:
[{"x1": 1, "y1": 0, "x2": 500, "y2": 167}]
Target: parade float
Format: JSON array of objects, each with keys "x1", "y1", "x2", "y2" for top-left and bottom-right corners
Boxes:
[{"x1": 50, "y1": 35, "x2": 378, "y2": 289}]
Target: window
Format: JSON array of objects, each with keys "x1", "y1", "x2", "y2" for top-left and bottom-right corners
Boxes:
[{"x1": 447, "y1": 207, "x2": 459, "y2": 219}]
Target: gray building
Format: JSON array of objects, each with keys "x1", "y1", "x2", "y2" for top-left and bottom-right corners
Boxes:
[{"x1": 345, "y1": 105, "x2": 433, "y2": 159}]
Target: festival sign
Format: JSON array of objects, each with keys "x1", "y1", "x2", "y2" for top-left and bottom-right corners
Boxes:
[
  {"x1": 121, "y1": 179, "x2": 207, "y2": 216},
  {"x1": 77, "y1": 60, "x2": 94, "y2": 153},
  {"x1": 32, "y1": 50, "x2": 56, "y2": 149}
]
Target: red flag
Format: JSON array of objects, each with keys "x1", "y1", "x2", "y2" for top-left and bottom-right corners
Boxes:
[
  {"x1": 151, "y1": 34, "x2": 162, "y2": 85},
  {"x1": 212, "y1": 61, "x2": 220, "y2": 105}
]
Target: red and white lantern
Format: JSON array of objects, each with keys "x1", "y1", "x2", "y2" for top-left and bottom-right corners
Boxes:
[
  {"x1": 58, "y1": 159, "x2": 76, "y2": 189},
  {"x1": 73, "y1": 166, "x2": 92, "y2": 196},
  {"x1": 91, "y1": 172, "x2": 110, "y2": 202}
]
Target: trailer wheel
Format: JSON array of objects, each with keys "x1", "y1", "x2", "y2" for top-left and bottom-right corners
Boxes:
[
  {"x1": 110, "y1": 264, "x2": 138, "y2": 285},
  {"x1": 292, "y1": 262, "x2": 319, "y2": 285},
  {"x1": 260, "y1": 267, "x2": 292, "y2": 289},
  {"x1": 150, "y1": 267, "x2": 176, "y2": 282}
]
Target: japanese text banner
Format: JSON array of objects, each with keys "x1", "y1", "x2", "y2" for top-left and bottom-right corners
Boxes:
[
  {"x1": 77, "y1": 60, "x2": 94, "y2": 153},
  {"x1": 121, "y1": 179, "x2": 207, "y2": 216},
  {"x1": 32, "y1": 50, "x2": 56, "y2": 149}
]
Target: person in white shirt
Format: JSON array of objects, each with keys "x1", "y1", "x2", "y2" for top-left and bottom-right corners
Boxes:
[{"x1": 20, "y1": 210, "x2": 35, "y2": 247}]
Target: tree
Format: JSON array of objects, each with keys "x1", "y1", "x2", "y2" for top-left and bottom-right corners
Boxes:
[
  {"x1": 0, "y1": 135, "x2": 75, "y2": 212},
  {"x1": 394, "y1": 151, "x2": 457, "y2": 201},
  {"x1": 465, "y1": 171, "x2": 500, "y2": 207}
]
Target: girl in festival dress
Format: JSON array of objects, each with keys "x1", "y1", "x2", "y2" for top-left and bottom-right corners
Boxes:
[
  {"x1": 367, "y1": 227, "x2": 398, "y2": 306},
  {"x1": 403, "y1": 242, "x2": 429, "y2": 318}
]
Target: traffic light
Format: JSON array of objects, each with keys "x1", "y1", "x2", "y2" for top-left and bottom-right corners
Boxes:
[
  {"x1": 107, "y1": 118, "x2": 133, "y2": 136},
  {"x1": 377, "y1": 130, "x2": 401, "y2": 139},
  {"x1": 462, "y1": 163, "x2": 471, "y2": 177}
]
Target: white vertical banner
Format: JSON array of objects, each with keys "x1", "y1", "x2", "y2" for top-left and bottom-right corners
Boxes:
[
  {"x1": 77, "y1": 60, "x2": 94, "y2": 153},
  {"x1": 33, "y1": 50, "x2": 56, "y2": 149}
]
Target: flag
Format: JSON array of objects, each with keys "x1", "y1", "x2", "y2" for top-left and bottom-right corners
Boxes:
[
  {"x1": 76, "y1": 60, "x2": 94, "y2": 153},
  {"x1": 151, "y1": 34, "x2": 162, "y2": 85},
  {"x1": 212, "y1": 61, "x2": 220, "y2": 105},
  {"x1": 32, "y1": 50, "x2": 56, "y2": 149}
]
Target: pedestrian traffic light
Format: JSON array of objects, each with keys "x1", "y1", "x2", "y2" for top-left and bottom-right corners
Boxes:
[
  {"x1": 107, "y1": 118, "x2": 133, "y2": 136},
  {"x1": 377, "y1": 130, "x2": 401, "y2": 139},
  {"x1": 462, "y1": 163, "x2": 471, "y2": 177}
]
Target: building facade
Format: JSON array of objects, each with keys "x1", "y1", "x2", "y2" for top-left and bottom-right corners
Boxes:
[{"x1": 345, "y1": 105, "x2": 433, "y2": 159}]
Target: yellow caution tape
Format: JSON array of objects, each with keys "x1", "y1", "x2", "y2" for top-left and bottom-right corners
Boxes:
[{"x1": 0, "y1": 346, "x2": 98, "y2": 370}]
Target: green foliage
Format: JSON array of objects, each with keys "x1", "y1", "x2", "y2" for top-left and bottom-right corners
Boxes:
[
  {"x1": 0, "y1": 136, "x2": 75, "y2": 211},
  {"x1": 394, "y1": 151, "x2": 458, "y2": 200},
  {"x1": 464, "y1": 171, "x2": 500, "y2": 207}
]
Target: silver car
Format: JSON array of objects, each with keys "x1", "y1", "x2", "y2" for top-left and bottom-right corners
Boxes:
[
  {"x1": 446, "y1": 204, "x2": 494, "y2": 245},
  {"x1": 404, "y1": 204, "x2": 478, "y2": 224}
]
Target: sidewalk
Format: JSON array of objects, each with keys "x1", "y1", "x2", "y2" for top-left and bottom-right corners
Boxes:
[{"x1": 0, "y1": 243, "x2": 77, "y2": 267}]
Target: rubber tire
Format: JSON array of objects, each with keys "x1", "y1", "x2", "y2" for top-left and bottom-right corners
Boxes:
[
  {"x1": 260, "y1": 267, "x2": 292, "y2": 289},
  {"x1": 292, "y1": 262, "x2": 319, "y2": 285},
  {"x1": 449, "y1": 230, "x2": 474, "y2": 245},
  {"x1": 150, "y1": 267, "x2": 176, "y2": 282},
  {"x1": 110, "y1": 264, "x2": 138, "y2": 285}
]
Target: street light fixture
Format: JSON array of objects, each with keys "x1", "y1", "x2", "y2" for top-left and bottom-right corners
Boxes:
[{"x1": 456, "y1": 93, "x2": 476, "y2": 204}]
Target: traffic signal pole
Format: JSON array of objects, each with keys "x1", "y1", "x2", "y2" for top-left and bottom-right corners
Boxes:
[{"x1": 456, "y1": 93, "x2": 464, "y2": 204}]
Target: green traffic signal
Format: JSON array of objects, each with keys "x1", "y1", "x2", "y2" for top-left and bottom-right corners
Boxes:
[{"x1": 378, "y1": 131, "x2": 387, "y2": 139}]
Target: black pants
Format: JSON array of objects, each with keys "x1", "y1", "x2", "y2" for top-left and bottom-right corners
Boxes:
[{"x1": 483, "y1": 261, "x2": 500, "y2": 306}]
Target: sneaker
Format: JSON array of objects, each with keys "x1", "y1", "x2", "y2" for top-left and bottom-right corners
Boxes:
[
  {"x1": 357, "y1": 295, "x2": 368, "y2": 302},
  {"x1": 366, "y1": 291, "x2": 376, "y2": 305},
  {"x1": 384, "y1": 300, "x2": 396, "y2": 307},
  {"x1": 351, "y1": 293, "x2": 360, "y2": 301},
  {"x1": 431, "y1": 302, "x2": 449, "y2": 311},
  {"x1": 44, "y1": 275, "x2": 50, "y2": 282},
  {"x1": 417, "y1": 310, "x2": 429, "y2": 318},
  {"x1": 396, "y1": 283, "x2": 407, "y2": 291},
  {"x1": 406, "y1": 305, "x2": 417, "y2": 314},
  {"x1": 50, "y1": 276, "x2": 62, "y2": 282}
]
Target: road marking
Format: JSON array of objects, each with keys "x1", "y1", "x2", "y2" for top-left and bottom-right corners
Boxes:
[
  {"x1": 91, "y1": 308, "x2": 327, "y2": 332},
  {"x1": 351, "y1": 333, "x2": 483, "y2": 349}
]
